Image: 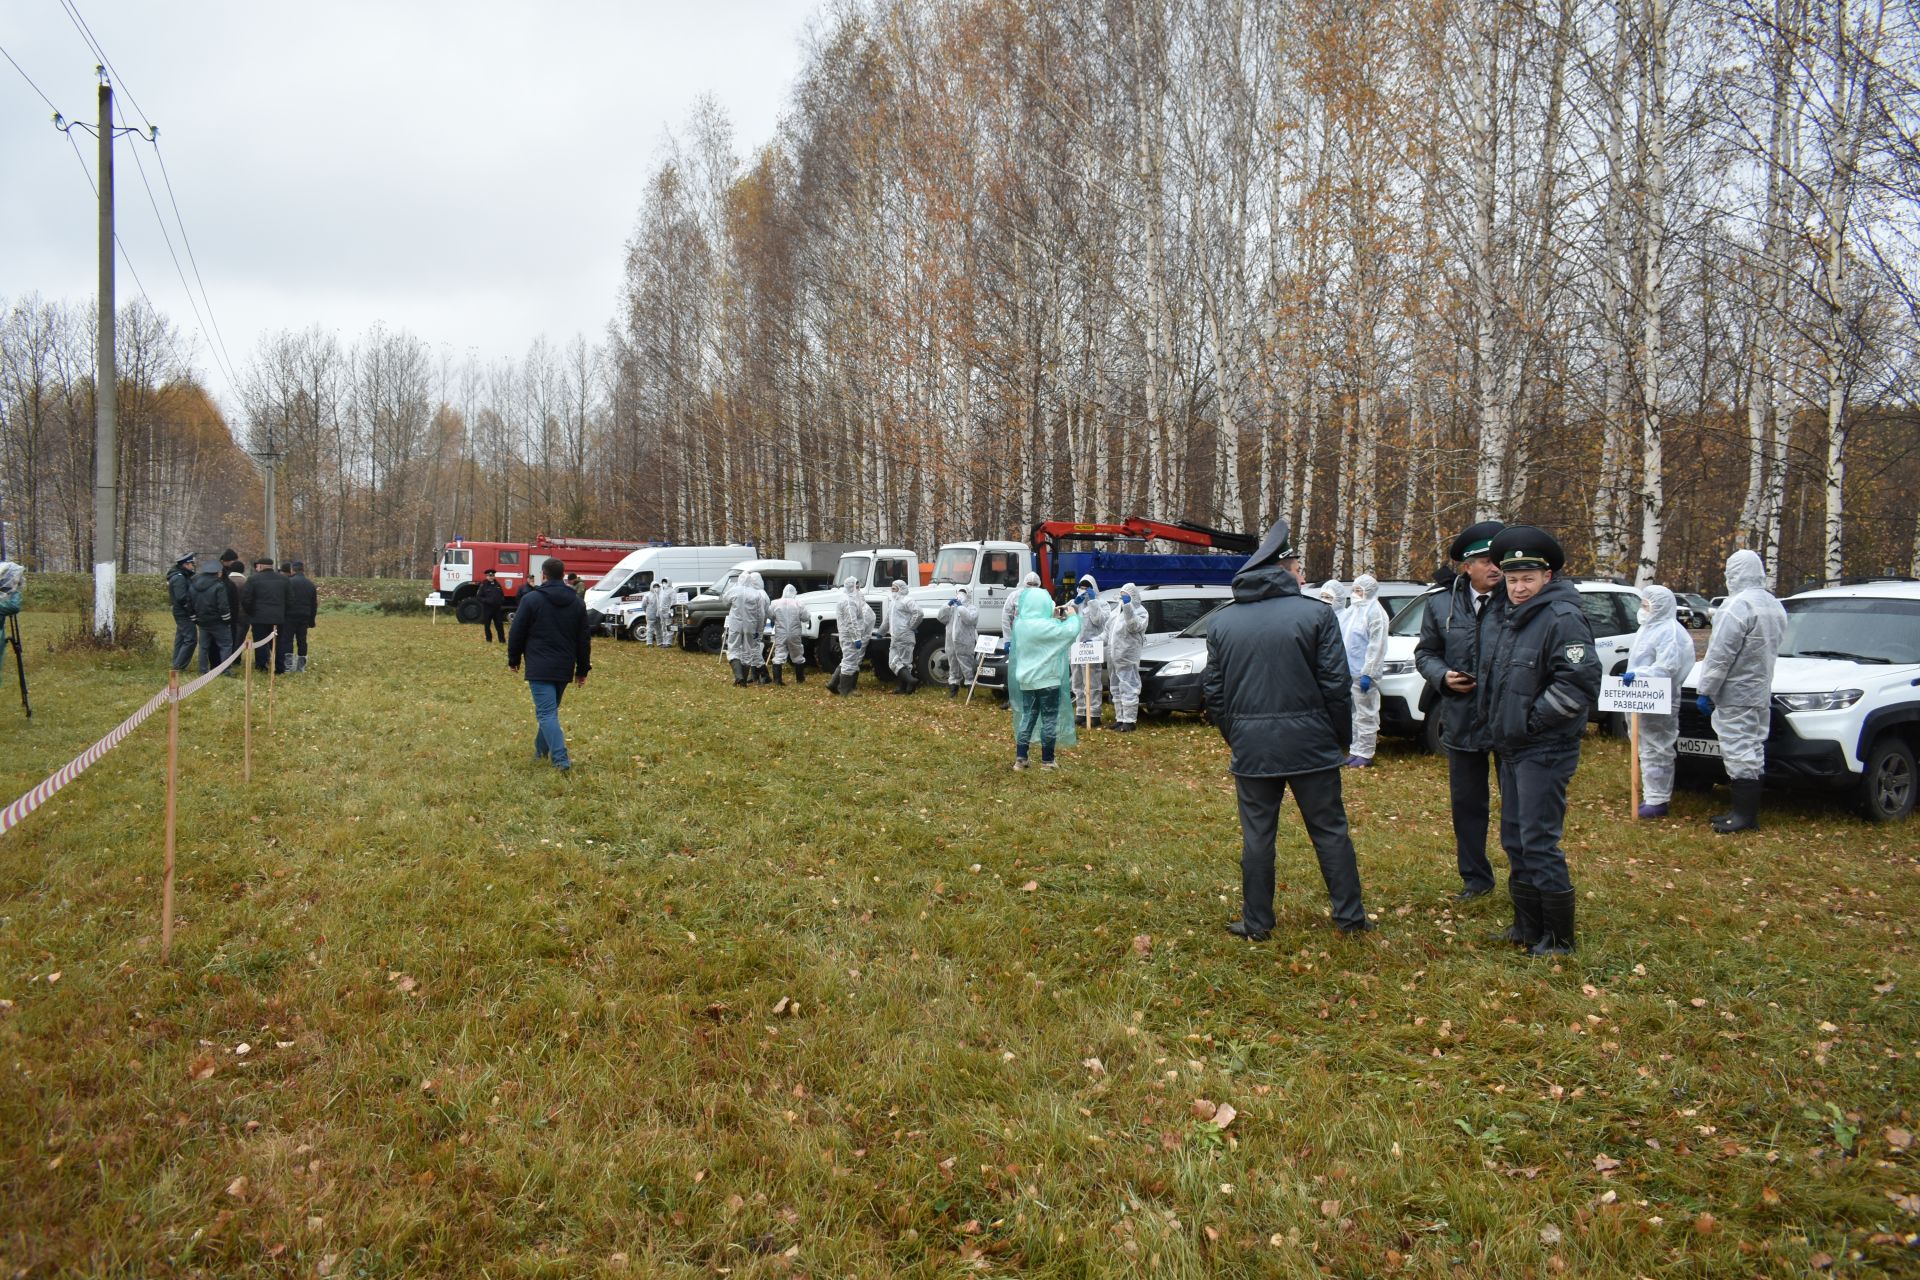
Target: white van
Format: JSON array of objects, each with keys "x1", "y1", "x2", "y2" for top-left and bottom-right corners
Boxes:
[{"x1": 583, "y1": 545, "x2": 757, "y2": 615}]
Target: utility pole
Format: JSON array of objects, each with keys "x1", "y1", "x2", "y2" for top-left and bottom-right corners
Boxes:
[
  {"x1": 93, "y1": 71, "x2": 117, "y2": 639},
  {"x1": 250, "y1": 432, "x2": 284, "y2": 566}
]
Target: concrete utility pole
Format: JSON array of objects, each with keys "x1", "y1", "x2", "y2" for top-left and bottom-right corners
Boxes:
[
  {"x1": 93, "y1": 73, "x2": 118, "y2": 639},
  {"x1": 250, "y1": 434, "x2": 284, "y2": 566}
]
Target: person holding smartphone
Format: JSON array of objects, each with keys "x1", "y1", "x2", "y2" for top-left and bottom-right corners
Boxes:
[{"x1": 1414, "y1": 520, "x2": 1507, "y2": 906}]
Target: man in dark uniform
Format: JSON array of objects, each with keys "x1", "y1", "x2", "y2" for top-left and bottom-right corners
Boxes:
[
  {"x1": 284, "y1": 561, "x2": 318, "y2": 672},
  {"x1": 1478, "y1": 526, "x2": 1602, "y2": 956},
  {"x1": 165, "y1": 551, "x2": 198, "y2": 671},
  {"x1": 507, "y1": 557, "x2": 592, "y2": 773},
  {"x1": 1203, "y1": 519, "x2": 1374, "y2": 940},
  {"x1": 477, "y1": 569, "x2": 507, "y2": 643},
  {"x1": 1413, "y1": 520, "x2": 1506, "y2": 903},
  {"x1": 241, "y1": 557, "x2": 292, "y2": 673}
]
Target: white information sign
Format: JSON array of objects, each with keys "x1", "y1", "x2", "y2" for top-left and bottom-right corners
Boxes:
[
  {"x1": 974, "y1": 634, "x2": 1003, "y2": 655},
  {"x1": 425, "y1": 593, "x2": 446, "y2": 608},
  {"x1": 1597, "y1": 675, "x2": 1671, "y2": 715},
  {"x1": 1071, "y1": 638, "x2": 1106, "y2": 666}
]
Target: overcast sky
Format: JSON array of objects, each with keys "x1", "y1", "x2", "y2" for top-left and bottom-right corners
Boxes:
[{"x1": 1, "y1": 0, "x2": 821, "y2": 415}]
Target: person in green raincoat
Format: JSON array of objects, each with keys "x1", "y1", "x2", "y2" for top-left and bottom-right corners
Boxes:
[{"x1": 1008, "y1": 588, "x2": 1083, "y2": 769}]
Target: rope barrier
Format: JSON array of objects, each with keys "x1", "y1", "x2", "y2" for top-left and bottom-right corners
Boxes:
[{"x1": 0, "y1": 628, "x2": 273, "y2": 838}]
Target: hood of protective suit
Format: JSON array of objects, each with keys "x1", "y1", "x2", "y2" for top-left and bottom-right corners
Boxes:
[
  {"x1": 1022, "y1": 571, "x2": 1041, "y2": 588},
  {"x1": 843, "y1": 578, "x2": 860, "y2": 594},
  {"x1": 1352, "y1": 574, "x2": 1377, "y2": 600},
  {"x1": 746, "y1": 572, "x2": 765, "y2": 591},
  {"x1": 1321, "y1": 580, "x2": 1346, "y2": 604},
  {"x1": 1641, "y1": 584, "x2": 1677, "y2": 624},
  {"x1": 1119, "y1": 582, "x2": 1139, "y2": 600},
  {"x1": 1077, "y1": 574, "x2": 1099, "y2": 594},
  {"x1": 782, "y1": 584, "x2": 797, "y2": 599},
  {"x1": 1725, "y1": 549, "x2": 1766, "y2": 596},
  {"x1": 954, "y1": 587, "x2": 970, "y2": 602},
  {"x1": 890, "y1": 579, "x2": 908, "y2": 596}
]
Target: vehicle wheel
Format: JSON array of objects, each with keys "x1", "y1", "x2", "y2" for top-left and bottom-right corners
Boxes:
[
  {"x1": 1422, "y1": 710, "x2": 1445, "y2": 755},
  {"x1": 626, "y1": 618, "x2": 647, "y2": 643},
  {"x1": 817, "y1": 629, "x2": 842, "y2": 673},
  {"x1": 917, "y1": 635, "x2": 950, "y2": 687},
  {"x1": 1606, "y1": 711, "x2": 1633, "y2": 739},
  {"x1": 697, "y1": 620, "x2": 725, "y2": 654},
  {"x1": 1859, "y1": 735, "x2": 1917, "y2": 823},
  {"x1": 454, "y1": 597, "x2": 483, "y2": 624}
]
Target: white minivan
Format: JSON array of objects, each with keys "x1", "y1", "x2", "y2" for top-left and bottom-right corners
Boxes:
[{"x1": 583, "y1": 545, "x2": 757, "y2": 616}]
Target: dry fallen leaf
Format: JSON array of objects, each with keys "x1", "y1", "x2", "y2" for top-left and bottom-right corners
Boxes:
[
  {"x1": 1210, "y1": 1103, "x2": 1237, "y2": 1131},
  {"x1": 1082, "y1": 1057, "x2": 1105, "y2": 1076},
  {"x1": 771, "y1": 996, "x2": 790, "y2": 1016},
  {"x1": 1593, "y1": 1153, "x2": 1622, "y2": 1173},
  {"x1": 1689, "y1": 998, "x2": 1707, "y2": 1008},
  {"x1": 1190, "y1": 1098, "x2": 1218, "y2": 1121},
  {"x1": 1693, "y1": 1211, "x2": 1717, "y2": 1234},
  {"x1": 225, "y1": 1175, "x2": 249, "y2": 1199},
  {"x1": 1809, "y1": 1252, "x2": 1834, "y2": 1270},
  {"x1": 1886, "y1": 1127, "x2": 1914, "y2": 1152},
  {"x1": 1888, "y1": 1190, "x2": 1920, "y2": 1217},
  {"x1": 1319, "y1": 1199, "x2": 1341, "y2": 1219},
  {"x1": 1132, "y1": 934, "x2": 1153, "y2": 956},
  {"x1": 1540, "y1": 1225, "x2": 1563, "y2": 1246},
  {"x1": 1021, "y1": 881, "x2": 1038, "y2": 893}
]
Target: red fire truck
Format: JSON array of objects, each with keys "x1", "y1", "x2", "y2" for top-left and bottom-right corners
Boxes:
[{"x1": 432, "y1": 536, "x2": 652, "y2": 623}]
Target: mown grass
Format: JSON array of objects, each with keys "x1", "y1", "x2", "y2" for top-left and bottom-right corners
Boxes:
[{"x1": 0, "y1": 609, "x2": 1914, "y2": 1278}]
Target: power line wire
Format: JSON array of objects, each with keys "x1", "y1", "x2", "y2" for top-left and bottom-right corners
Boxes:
[
  {"x1": 152, "y1": 142, "x2": 239, "y2": 383},
  {"x1": 55, "y1": 0, "x2": 152, "y2": 131},
  {"x1": 0, "y1": 41, "x2": 62, "y2": 115}
]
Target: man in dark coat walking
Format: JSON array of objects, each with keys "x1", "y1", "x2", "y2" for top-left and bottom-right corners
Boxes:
[
  {"x1": 284, "y1": 561, "x2": 318, "y2": 672},
  {"x1": 476, "y1": 569, "x2": 507, "y2": 643},
  {"x1": 1478, "y1": 526, "x2": 1601, "y2": 956},
  {"x1": 241, "y1": 557, "x2": 292, "y2": 673},
  {"x1": 507, "y1": 557, "x2": 592, "y2": 772},
  {"x1": 166, "y1": 551, "x2": 198, "y2": 671},
  {"x1": 1203, "y1": 519, "x2": 1373, "y2": 940},
  {"x1": 188, "y1": 555, "x2": 233, "y2": 675},
  {"x1": 1413, "y1": 520, "x2": 1506, "y2": 902}
]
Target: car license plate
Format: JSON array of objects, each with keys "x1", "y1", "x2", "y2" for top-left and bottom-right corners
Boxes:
[{"x1": 1675, "y1": 738, "x2": 1722, "y2": 758}]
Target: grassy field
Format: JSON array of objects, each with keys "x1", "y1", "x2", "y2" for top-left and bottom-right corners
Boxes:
[{"x1": 0, "y1": 609, "x2": 1914, "y2": 1277}]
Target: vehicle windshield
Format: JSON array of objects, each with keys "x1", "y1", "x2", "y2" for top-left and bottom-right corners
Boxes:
[
  {"x1": 592, "y1": 566, "x2": 630, "y2": 592},
  {"x1": 1390, "y1": 593, "x2": 1436, "y2": 636},
  {"x1": 1779, "y1": 598, "x2": 1920, "y2": 664},
  {"x1": 931, "y1": 547, "x2": 978, "y2": 585},
  {"x1": 1177, "y1": 602, "x2": 1231, "y2": 639},
  {"x1": 835, "y1": 555, "x2": 871, "y2": 587}
]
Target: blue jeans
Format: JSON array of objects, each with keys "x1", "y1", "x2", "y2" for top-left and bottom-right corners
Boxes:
[
  {"x1": 528, "y1": 680, "x2": 570, "y2": 768},
  {"x1": 1015, "y1": 685, "x2": 1060, "y2": 762}
]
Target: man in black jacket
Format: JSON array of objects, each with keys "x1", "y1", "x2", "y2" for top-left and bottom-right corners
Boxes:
[
  {"x1": 1203, "y1": 519, "x2": 1373, "y2": 940},
  {"x1": 165, "y1": 551, "x2": 198, "y2": 671},
  {"x1": 284, "y1": 562, "x2": 318, "y2": 672},
  {"x1": 507, "y1": 557, "x2": 591, "y2": 772},
  {"x1": 476, "y1": 570, "x2": 507, "y2": 643},
  {"x1": 1413, "y1": 520, "x2": 1506, "y2": 902},
  {"x1": 1478, "y1": 526, "x2": 1602, "y2": 956},
  {"x1": 188, "y1": 556, "x2": 233, "y2": 675},
  {"x1": 241, "y1": 557, "x2": 292, "y2": 673}
]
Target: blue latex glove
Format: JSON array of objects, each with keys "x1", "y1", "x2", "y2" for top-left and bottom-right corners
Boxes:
[
  {"x1": 1358, "y1": 675, "x2": 1373, "y2": 693},
  {"x1": 948, "y1": 598, "x2": 959, "y2": 607},
  {"x1": 1621, "y1": 670, "x2": 1636, "y2": 685},
  {"x1": 852, "y1": 640, "x2": 864, "y2": 651},
  {"x1": 1696, "y1": 694, "x2": 1713, "y2": 715},
  {"x1": 1121, "y1": 593, "x2": 1131, "y2": 603}
]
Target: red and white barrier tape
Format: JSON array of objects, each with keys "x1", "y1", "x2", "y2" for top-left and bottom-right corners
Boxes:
[{"x1": 0, "y1": 627, "x2": 273, "y2": 837}]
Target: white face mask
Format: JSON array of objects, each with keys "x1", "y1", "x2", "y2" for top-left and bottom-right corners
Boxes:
[{"x1": 1638, "y1": 609, "x2": 1651, "y2": 625}]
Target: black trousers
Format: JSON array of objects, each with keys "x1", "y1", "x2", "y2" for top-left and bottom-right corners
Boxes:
[
  {"x1": 1496, "y1": 749, "x2": 1579, "y2": 895},
  {"x1": 482, "y1": 607, "x2": 506, "y2": 642},
  {"x1": 1448, "y1": 747, "x2": 1498, "y2": 893},
  {"x1": 253, "y1": 622, "x2": 292, "y2": 672},
  {"x1": 1234, "y1": 768, "x2": 1368, "y2": 932},
  {"x1": 291, "y1": 625, "x2": 309, "y2": 658},
  {"x1": 170, "y1": 615, "x2": 197, "y2": 671},
  {"x1": 196, "y1": 624, "x2": 230, "y2": 675}
]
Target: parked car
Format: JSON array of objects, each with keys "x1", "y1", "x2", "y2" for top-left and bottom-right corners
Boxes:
[
  {"x1": 1676, "y1": 580, "x2": 1920, "y2": 822},
  {"x1": 1133, "y1": 600, "x2": 1236, "y2": 714},
  {"x1": 972, "y1": 584, "x2": 1232, "y2": 693},
  {"x1": 1376, "y1": 580, "x2": 1648, "y2": 751},
  {"x1": 663, "y1": 562, "x2": 837, "y2": 650},
  {"x1": 1674, "y1": 591, "x2": 1714, "y2": 629}
]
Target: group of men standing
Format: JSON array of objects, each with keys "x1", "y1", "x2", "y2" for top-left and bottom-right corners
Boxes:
[{"x1": 166, "y1": 550, "x2": 318, "y2": 677}]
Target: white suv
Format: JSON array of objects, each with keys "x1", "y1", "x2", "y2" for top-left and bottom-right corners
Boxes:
[
  {"x1": 1676, "y1": 580, "x2": 1920, "y2": 822},
  {"x1": 1377, "y1": 580, "x2": 1648, "y2": 751}
]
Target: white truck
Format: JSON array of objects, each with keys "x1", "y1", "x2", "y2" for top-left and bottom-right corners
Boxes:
[{"x1": 796, "y1": 540, "x2": 1034, "y2": 683}]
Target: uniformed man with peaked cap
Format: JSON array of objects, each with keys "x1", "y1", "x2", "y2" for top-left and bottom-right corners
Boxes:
[
  {"x1": 1413, "y1": 520, "x2": 1506, "y2": 901},
  {"x1": 1476, "y1": 525, "x2": 1601, "y2": 956}
]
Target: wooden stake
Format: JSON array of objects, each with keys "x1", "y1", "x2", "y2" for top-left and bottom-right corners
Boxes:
[
  {"x1": 162, "y1": 669, "x2": 179, "y2": 964},
  {"x1": 243, "y1": 637, "x2": 252, "y2": 783},
  {"x1": 267, "y1": 627, "x2": 277, "y2": 731},
  {"x1": 1629, "y1": 712, "x2": 1641, "y2": 815}
]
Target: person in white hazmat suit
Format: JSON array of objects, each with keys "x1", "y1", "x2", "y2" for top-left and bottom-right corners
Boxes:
[
  {"x1": 724, "y1": 572, "x2": 772, "y2": 686},
  {"x1": 938, "y1": 587, "x2": 980, "y2": 697},
  {"x1": 1695, "y1": 549, "x2": 1788, "y2": 833},
  {"x1": 1103, "y1": 583, "x2": 1150, "y2": 731},
  {"x1": 656, "y1": 580, "x2": 679, "y2": 647},
  {"x1": 769, "y1": 583, "x2": 808, "y2": 684},
  {"x1": 883, "y1": 579, "x2": 923, "y2": 694},
  {"x1": 829, "y1": 578, "x2": 870, "y2": 695},
  {"x1": 1342, "y1": 574, "x2": 1389, "y2": 767},
  {"x1": 643, "y1": 581, "x2": 667, "y2": 646},
  {"x1": 1623, "y1": 585, "x2": 1693, "y2": 819},
  {"x1": 1069, "y1": 573, "x2": 1108, "y2": 726},
  {"x1": 1313, "y1": 580, "x2": 1343, "y2": 609}
]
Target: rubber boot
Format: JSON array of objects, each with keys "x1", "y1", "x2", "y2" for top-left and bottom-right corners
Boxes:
[
  {"x1": 1490, "y1": 881, "x2": 1540, "y2": 947},
  {"x1": 794, "y1": 664, "x2": 805, "y2": 684},
  {"x1": 948, "y1": 684, "x2": 959, "y2": 699},
  {"x1": 901, "y1": 674, "x2": 917, "y2": 695},
  {"x1": 771, "y1": 664, "x2": 785, "y2": 685},
  {"x1": 1528, "y1": 889, "x2": 1577, "y2": 956},
  {"x1": 1712, "y1": 779, "x2": 1763, "y2": 834},
  {"x1": 845, "y1": 671, "x2": 859, "y2": 695},
  {"x1": 731, "y1": 661, "x2": 748, "y2": 687}
]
